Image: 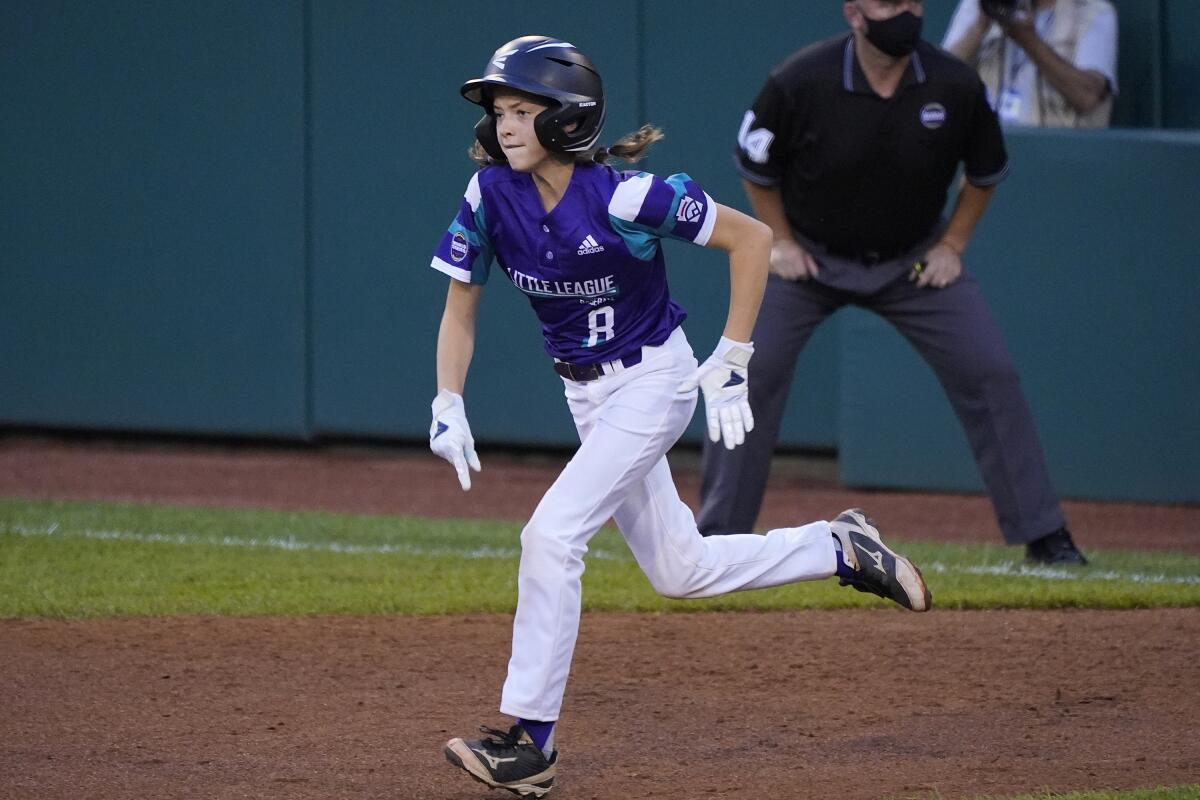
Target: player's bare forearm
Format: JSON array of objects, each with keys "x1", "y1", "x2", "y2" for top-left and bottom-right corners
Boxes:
[
  {"x1": 742, "y1": 180, "x2": 794, "y2": 243},
  {"x1": 940, "y1": 180, "x2": 997, "y2": 255},
  {"x1": 706, "y1": 203, "x2": 771, "y2": 342},
  {"x1": 436, "y1": 280, "x2": 483, "y2": 394}
]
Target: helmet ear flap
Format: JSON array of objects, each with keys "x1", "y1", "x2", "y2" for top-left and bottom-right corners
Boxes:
[
  {"x1": 473, "y1": 114, "x2": 506, "y2": 161},
  {"x1": 533, "y1": 105, "x2": 567, "y2": 152},
  {"x1": 534, "y1": 102, "x2": 605, "y2": 153}
]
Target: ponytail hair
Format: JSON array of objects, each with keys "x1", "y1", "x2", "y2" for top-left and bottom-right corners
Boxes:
[
  {"x1": 588, "y1": 125, "x2": 664, "y2": 164},
  {"x1": 467, "y1": 124, "x2": 666, "y2": 167},
  {"x1": 468, "y1": 140, "x2": 492, "y2": 166}
]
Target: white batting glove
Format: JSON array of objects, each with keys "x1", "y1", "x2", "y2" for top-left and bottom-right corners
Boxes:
[
  {"x1": 678, "y1": 337, "x2": 755, "y2": 450},
  {"x1": 430, "y1": 389, "x2": 481, "y2": 491}
]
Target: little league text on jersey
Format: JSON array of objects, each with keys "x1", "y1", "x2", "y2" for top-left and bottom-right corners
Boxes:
[{"x1": 505, "y1": 267, "x2": 618, "y2": 302}]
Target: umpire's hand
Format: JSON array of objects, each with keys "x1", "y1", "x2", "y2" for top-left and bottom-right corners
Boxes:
[
  {"x1": 429, "y1": 389, "x2": 482, "y2": 491},
  {"x1": 911, "y1": 241, "x2": 964, "y2": 289},
  {"x1": 769, "y1": 239, "x2": 820, "y2": 281}
]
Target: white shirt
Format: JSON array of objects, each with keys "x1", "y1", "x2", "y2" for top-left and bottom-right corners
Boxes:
[{"x1": 942, "y1": 0, "x2": 1118, "y2": 116}]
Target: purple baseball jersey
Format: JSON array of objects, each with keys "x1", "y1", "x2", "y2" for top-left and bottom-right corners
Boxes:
[{"x1": 430, "y1": 162, "x2": 717, "y2": 363}]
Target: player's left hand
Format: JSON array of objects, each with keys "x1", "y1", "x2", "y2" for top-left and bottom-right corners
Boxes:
[
  {"x1": 678, "y1": 337, "x2": 755, "y2": 450},
  {"x1": 910, "y1": 241, "x2": 963, "y2": 289},
  {"x1": 429, "y1": 389, "x2": 482, "y2": 491}
]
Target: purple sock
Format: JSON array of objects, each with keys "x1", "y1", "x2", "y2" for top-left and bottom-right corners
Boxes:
[
  {"x1": 517, "y1": 718, "x2": 555, "y2": 753},
  {"x1": 832, "y1": 536, "x2": 856, "y2": 580}
]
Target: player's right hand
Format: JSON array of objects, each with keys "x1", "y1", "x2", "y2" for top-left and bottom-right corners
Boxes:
[
  {"x1": 769, "y1": 239, "x2": 819, "y2": 281},
  {"x1": 429, "y1": 389, "x2": 482, "y2": 491}
]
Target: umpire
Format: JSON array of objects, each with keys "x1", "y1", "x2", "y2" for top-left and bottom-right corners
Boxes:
[{"x1": 698, "y1": 0, "x2": 1087, "y2": 565}]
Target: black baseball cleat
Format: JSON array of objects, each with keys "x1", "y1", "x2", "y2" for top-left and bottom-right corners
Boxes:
[
  {"x1": 1025, "y1": 527, "x2": 1088, "y2": 566},
  {"x1": 830, "y1": 508, "x2": 932, "y2": 612},
  {"x1": 444, "y1": 725, "x2": 558, "y2": 797}
]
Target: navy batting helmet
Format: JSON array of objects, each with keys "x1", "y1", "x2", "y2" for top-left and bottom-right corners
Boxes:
[{"x1": 460, "y1": 36, "x2": 606, "y2": 161}]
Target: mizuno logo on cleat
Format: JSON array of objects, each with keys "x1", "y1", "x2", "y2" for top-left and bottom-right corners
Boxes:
[
  {"x1": 471, "y1": 747, "x2": 517, "y2": 769},
  {"x1": 854, "y1": 541, "x2": 887, "y2": 575}
]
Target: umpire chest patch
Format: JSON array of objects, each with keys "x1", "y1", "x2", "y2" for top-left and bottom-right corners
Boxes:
[{"x1": 920, "y1": 103, "x2": 947, "y2": 130}]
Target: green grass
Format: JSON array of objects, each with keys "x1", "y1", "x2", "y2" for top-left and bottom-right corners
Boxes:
[
  {"x1": 966, "y1": 787, "x2": 1200, "y2": 800},
  {"x1": 2, "y1": 497, "x2": 1197, "y2": 618}
]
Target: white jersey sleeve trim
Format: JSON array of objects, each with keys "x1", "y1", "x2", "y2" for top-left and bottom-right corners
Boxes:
[
  {"x1": 607, "y1": 173, "x2": 654, "y2": 222},
  {"x1": 430, "y1": 256, "x2": 473, "y2": 283},
  {"x1": 464, "y1": 172, "x2": 482, "y2": 213},
  {"x1": 966, "y1": 161, "x2": 1010, "y2": 188},
  {"x1": 734, "y1": 154, "x2": 781, "y2": 187},
  {"x1": 695, "y1": 193, "x2": 718, "y2": 246}
]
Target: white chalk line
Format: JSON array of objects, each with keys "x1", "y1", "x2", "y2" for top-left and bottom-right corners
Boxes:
[
  {"x1": 922, "y1": 561, "x2": 1200, "y2": 586},
  {"x1": 1, "y1": 522, "x2": 617, "y2": 561},
  {"x1": 4, "y1": 523, "x2": 1199, "y2": 585}
]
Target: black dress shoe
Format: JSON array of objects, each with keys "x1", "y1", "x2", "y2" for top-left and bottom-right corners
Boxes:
[{"x1": 1025, "y1": 527, "x2": 1088, "y2": 566}]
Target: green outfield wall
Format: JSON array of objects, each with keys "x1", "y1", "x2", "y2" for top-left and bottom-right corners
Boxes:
[
  {"x1": 2, "y1": 2, "x2": 1197, "y2": 502},
  {"x1": 1, "y1": 2, "x2": 309, "y2": 437},
  {"x1": 837, "y1": 130, "x2": 1200, "y2": 504}
]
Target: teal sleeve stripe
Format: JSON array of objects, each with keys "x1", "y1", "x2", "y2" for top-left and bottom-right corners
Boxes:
[
  {"x1": 448, "y1": 219, "x2": 485, "y2": 248},
  {"x1": 608, "y1": 214, "x2": 659, "y2": 261},
  {"x1": 473, "y1": 197, "x2": 489, "y2": 244},
  {"x1": 473, "y1": 194, "x2": 495, "y2": 279}
]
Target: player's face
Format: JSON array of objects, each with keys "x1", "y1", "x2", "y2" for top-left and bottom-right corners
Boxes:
[{"x1": 492, "y1": 89, "x2": 553, "y2": 172}]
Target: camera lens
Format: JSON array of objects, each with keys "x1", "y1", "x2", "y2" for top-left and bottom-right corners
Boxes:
[{"x1": 981, "y1": 0, "x2": 1021, "y2": 18}]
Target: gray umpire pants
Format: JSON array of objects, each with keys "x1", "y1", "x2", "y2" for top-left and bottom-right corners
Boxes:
[{"x1": 697, "y1": 252, "x2": 1066, "y2": 546}]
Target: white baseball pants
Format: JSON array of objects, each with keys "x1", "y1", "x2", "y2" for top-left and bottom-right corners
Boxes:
[{"x1": 499, "y1": 327, "x2": 837, "y2": 722}]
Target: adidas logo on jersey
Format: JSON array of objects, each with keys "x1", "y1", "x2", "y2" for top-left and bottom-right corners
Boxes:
[{"x1": 577, "y1": 235, "x2": 605, "y2": 255}]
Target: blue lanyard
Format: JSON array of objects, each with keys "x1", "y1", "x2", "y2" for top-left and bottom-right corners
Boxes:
[{"x1": 1007, "y1": 9, "x2": 1055, "y2": 85}]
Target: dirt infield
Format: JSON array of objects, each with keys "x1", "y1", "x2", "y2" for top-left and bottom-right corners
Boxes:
[{"x1": 2, "y1": 434, "x2": 1199, "y2": 799}]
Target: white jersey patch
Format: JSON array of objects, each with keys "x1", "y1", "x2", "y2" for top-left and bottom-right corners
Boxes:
[{"x1": 676, "y1": 196, "x2": 703, "y2": 223}]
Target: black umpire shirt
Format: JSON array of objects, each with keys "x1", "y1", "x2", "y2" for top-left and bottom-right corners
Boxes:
[{"x1": 735, "y1": 35, "x2": 1009, "y2": 261}]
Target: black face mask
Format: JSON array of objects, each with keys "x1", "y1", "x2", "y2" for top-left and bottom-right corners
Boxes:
[{"x1": 861, "y1": 9, "x2": 923, "y2": 57}]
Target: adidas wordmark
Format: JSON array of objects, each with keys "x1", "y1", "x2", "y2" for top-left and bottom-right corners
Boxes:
[{"x1": 577, "y1": 235, "x2": 605, "y2": 255}]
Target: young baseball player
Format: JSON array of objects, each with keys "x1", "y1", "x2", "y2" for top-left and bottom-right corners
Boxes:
[{"x1": 430, "y1": 35, "x2": 932, "y2": 797}]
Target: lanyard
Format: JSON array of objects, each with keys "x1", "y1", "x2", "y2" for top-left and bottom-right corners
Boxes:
[{"x1": 1006, "y1": 9, "x2": 1055, "y2": 85}]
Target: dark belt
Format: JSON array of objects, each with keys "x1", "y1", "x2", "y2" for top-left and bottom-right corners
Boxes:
[
  {"x1": 553, "y1": 350, "x2": 644, "y2": 383},
  {"x1": 825, "y1": 243, "x2": 915, "y2": 266}
]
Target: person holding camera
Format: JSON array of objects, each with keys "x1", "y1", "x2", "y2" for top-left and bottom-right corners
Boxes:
[
  {"x1": 697, "y1": 0, "x2": 1088, "y2": 565},
  {"x1": 943, "y1": 0, "x2": 1117, "y2": 127}
]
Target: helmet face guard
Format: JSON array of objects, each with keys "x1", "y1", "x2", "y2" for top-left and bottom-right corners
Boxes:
[{"x1": 461, "y1": 36, "x2": 606, "y2": 161}]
